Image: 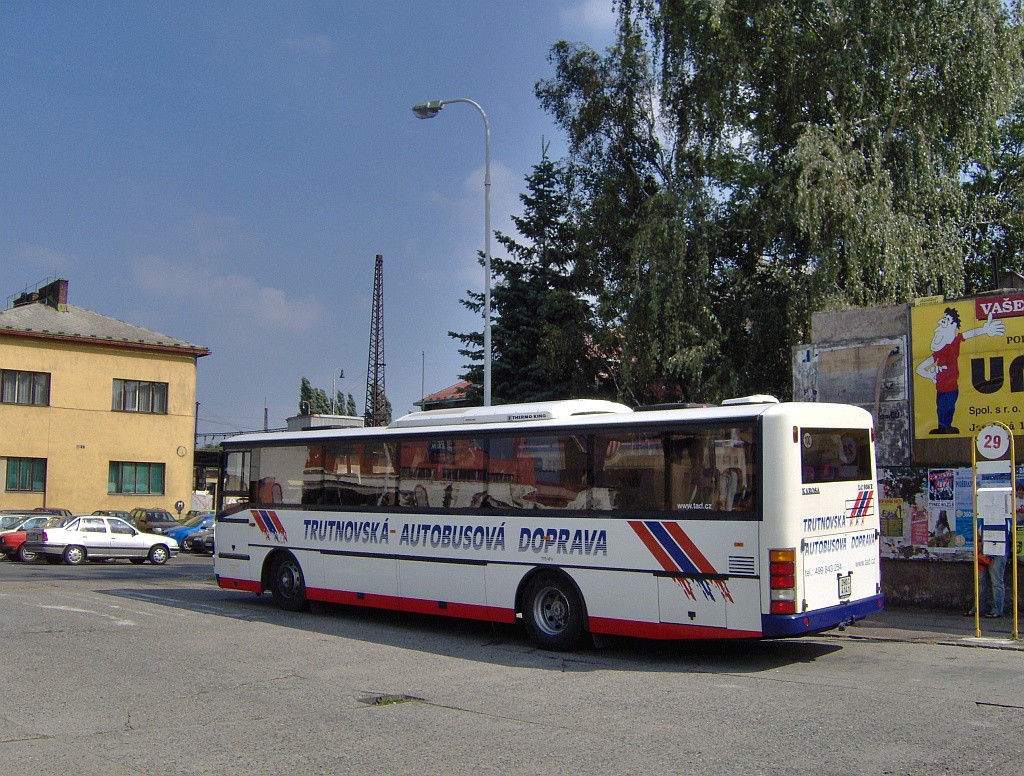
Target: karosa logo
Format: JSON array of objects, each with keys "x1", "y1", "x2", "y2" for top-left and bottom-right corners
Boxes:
[{"x1": 251, "y1": 509, "x2": 288, "y2": 542}]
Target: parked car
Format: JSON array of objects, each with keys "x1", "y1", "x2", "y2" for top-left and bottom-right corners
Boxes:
[
  {"x1": 164, "y1": 513, "x2": 216, "y2": 551},
  {"x1": 1, "y1": 516, "x2": 66, "y2": 562},
  {"x1": 1, "y1": 514, "x2": 56, "y2": 537},
  {"x1": 189, "y1": 526, "x2": 215, "y2": 555},
  {"x1": 129, "y1": 508, "x2": 180, "y2": 535},
  {"x1": 32, "y1": 507, "x2": 74, "y2": 518},
  {"x1": 91, "y1": 509, "x2": 135, "y2": 524},
  {"x1": 22, "y1": 515, "x2": 179, "y2": 565},
  {"x1": 0, "y1": 514, "x2": 37, "y2": 532}
]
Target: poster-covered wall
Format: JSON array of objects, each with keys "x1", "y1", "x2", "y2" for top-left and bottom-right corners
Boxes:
[{"x1": 879, "y1": 464, "x2": 1023, "y2": 560}]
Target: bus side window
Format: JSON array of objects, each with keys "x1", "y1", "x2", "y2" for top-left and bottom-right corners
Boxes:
[
  {"x1": 323, "y1": 440, "x2": 397, "y2": 506},
  {"x1": 668, "y1": 433, "x2": 717, "y2": 511},
  {"x1": 668, "y1": 427, "x2": 756, "y2": 513},
  {"x1": 487, "y1": 435, "x2": 587, "y2": 510},
  {"x1": 593, "y1": 432, "x2": 665, "y2": 512},
  {"x1": 397, "y1": 438, "x2": 487, "y2": 509}
]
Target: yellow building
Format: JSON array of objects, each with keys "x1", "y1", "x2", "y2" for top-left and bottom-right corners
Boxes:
[{"x1": 0, "y1": 279, "x2": 209, "y2": 515}]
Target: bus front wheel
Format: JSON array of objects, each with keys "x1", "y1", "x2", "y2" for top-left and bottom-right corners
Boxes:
[
  {"x1": 270, "y1": 553, "x2": 308, "y2": 612},
  {"x1": 522, "y1": 572, "x2": 587, "y2": 651}
]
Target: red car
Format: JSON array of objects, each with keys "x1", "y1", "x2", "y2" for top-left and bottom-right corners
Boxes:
[{"x1": 1, "y1": 515, "x2": 62, "y2": 562}]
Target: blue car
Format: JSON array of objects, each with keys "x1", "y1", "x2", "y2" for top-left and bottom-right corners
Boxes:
[{"x1": 163, "y1": 513, "x2": 215, "y2": 551}]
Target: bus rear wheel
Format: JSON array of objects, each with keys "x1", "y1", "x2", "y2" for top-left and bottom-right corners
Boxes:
[
  {"x1": 522, "y1": 572, "x2": 587, "y2": 651},
  {"x1": 270, "y1": 553, "x2": 308, "y2": 612}
]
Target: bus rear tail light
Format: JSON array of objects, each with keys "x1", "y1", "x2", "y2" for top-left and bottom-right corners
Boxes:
[{"x1": 769, "y1": 548, "x2": 797, "y2": 615}]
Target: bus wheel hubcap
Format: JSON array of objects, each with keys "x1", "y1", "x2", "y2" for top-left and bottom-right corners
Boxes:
[{"x1": 536, "y1": 587, "x2": 569, "y2": 635}]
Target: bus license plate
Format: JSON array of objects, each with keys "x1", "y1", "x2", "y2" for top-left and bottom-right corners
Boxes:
[{"x1": 838, "y1": 574, "x2": 852, "y2": 600}]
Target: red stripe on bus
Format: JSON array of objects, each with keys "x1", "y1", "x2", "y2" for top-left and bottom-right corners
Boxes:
[
  {"x1": 217, "y1": 576, "x2": 262, "y2": 594},
  {"x1": 627, "y1": 520, "x2": 682, "y2": 574},
  {"x1": 266, "y1": 510, "x2": 288, "y2": 539},
  {"x1": 251, "y1": 510, "x2": 270, "y2": 535},
  {"x1": 662, "y1": 522, "x2": 717, "y2": 575},
  {"x1": 588, "y1": 616, "x2": 761, "y2": 641},
  {"x1": 306, "y1": 587, "x2": 517, "y2": 625}
]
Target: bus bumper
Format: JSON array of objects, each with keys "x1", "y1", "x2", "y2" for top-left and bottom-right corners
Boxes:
[{"x1": 760, "y1": 594, "x2": 885, "y2": 638}]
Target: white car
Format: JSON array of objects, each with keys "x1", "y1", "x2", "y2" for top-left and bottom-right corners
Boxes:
[{"x1": 22, "y1": 515, "x2": 179, "y2": 565}]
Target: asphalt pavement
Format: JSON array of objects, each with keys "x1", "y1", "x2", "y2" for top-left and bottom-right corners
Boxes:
[{"x1": 827, "y1": 604, "x2": 1023, "y2": 650}]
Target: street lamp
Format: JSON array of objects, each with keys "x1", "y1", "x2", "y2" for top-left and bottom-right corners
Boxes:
[{"x1": 412, "y1": 97, "x2": 492, "y2": 407}]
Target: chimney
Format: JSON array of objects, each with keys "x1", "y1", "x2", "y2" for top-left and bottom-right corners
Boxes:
[
  {"x1": 38, "y1": 279, "x2": 69, "y2": 311},
  {"x1": 12, "y1": 291, "x2": 39, "y2": 308}
]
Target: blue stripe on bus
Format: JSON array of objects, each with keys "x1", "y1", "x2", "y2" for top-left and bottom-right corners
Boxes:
[{"x1": 644, "y1": 521, "x2": 701, "y2": 575}]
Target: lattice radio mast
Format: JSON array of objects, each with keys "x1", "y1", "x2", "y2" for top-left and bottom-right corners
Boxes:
[{"x1": 364, "y1": 253, "x2": 387, "y2": 427}]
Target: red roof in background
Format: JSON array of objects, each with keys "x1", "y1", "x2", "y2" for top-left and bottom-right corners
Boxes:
[{"x1": 418, "y1": 380, "x2": 472, "y2": 404}]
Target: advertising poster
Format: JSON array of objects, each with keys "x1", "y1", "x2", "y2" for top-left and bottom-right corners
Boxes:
[
  {"x1": 910, "y1": 296, "x2": 1024, "y2": 439},
  {"x1": 880, "y1": 498, "x2": 906, "y2": 539},
  {"x1": 910, "y1": 505, "x2": 929, "y2": 545},
  {"x1": 927, "y1": 469, "x2": 956, "y2": 548},
  {"x1": 953, "y1": 467, "x2": 974, "y2": 549}
]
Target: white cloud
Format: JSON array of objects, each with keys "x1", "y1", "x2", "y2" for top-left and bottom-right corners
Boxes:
[
  {"x1": 560, "y1": 0, "x2": 617, "y2": 33},
  {"x1": 450, "y1": 160, "x2": 522, "y2": 286},
  {"x1": 278, "y1": 34, "x2": 334, "y2": 57},
  {"x1": 130, "y1": 255, "x2": 325, "y2": 336}
]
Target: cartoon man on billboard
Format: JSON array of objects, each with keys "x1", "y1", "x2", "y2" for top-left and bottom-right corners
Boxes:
[{"x1": 915, "y1": 307, "x2": 1004, "y2": 434}]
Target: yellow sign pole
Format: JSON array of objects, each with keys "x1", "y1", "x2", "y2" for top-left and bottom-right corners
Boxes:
[
  {"x1": 973, "y1": 421, "x2": 1017, "y2": 641},
  {"x1": 972, "y1": 439, "x2": 980, "y2": 638}
]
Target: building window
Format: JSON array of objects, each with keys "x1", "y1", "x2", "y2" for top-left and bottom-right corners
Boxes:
[
  {"x1": 108, "y1": 461, "x2": 166, "y2": 495},
  {"x1": 6, "y1": 457, "x2": 46, "y2": 492},
  {"x1": 1, "y1": 370, "x2": 50, "y2": 406},
  {"x1": 112, "y1": 379, "x2": 168, "y2": 414}
]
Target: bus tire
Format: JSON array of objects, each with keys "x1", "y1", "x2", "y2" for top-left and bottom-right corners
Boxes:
[
  {"x1": 522, "y1": 572, "x2": 587, "y2": 651},
  {"x1": 270, "y1": 552, "x2": 308, "y2": 612}
]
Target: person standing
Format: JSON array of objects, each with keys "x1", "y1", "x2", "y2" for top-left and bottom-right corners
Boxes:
[{"x1": 975, "y1": 538, "x2": 1010, "y2": 618}]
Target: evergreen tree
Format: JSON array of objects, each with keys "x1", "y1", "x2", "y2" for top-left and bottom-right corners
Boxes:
[
  {"x1": 298, "y1": 377, "x2": 331, "y2": 414},
  {"x1": 450, "y1": 144, "x2": 604, "y2": 403}
]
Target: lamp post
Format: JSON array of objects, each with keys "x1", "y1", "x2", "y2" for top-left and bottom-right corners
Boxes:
[{"x1": 412, "y1": 98, "x2": 492, "y2": 407}]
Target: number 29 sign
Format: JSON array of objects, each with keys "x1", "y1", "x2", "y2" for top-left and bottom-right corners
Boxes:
[{"x1": 976, "y1": 424, "x2": 1012, "y2": 460}]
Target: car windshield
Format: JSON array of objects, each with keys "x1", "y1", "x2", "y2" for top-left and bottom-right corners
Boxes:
[
  {"x1": 1, "y1": 516, "x2": 31, "y2": 530},
  {"x1": 181, "y1": 513, "x2": 211, "y2": 527}
]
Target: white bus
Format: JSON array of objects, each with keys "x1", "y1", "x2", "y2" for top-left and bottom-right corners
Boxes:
[{"x1": 214, "y1": 397, "x2": 883, "y2": 650}]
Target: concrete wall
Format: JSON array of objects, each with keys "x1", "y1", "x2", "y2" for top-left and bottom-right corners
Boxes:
[
  {"x1": 882, "y1": 558, "x2": 1019, "y2": 611},
  {"x1": 0, "y1": 336, "x2": 198, "y2": 514},
  {"x1": 796, "y1": 304, "x2": 911, "y2": 467}
]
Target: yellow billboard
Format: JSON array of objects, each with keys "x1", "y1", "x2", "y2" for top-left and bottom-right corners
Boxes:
[{"x1": 911, "y1": 296, "x2": 1024, "y2": 438}]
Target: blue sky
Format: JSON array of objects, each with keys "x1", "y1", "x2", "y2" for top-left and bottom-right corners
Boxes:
[{"x1": 1, "y1": 1, "x2": 615, "y2": 435}]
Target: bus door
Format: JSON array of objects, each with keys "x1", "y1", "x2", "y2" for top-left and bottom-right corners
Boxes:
[{"x1": 214, "y1": 510, "x2": 256, "y2": 590}]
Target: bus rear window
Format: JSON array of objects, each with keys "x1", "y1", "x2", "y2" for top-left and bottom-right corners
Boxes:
[{"x1": 800, "y1": 428, "x2": 872, "y2": 484}]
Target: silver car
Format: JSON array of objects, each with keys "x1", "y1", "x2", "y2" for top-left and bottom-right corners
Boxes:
[{"x1": 22, "y1": 516, "x2": 179, "y2": 565}]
